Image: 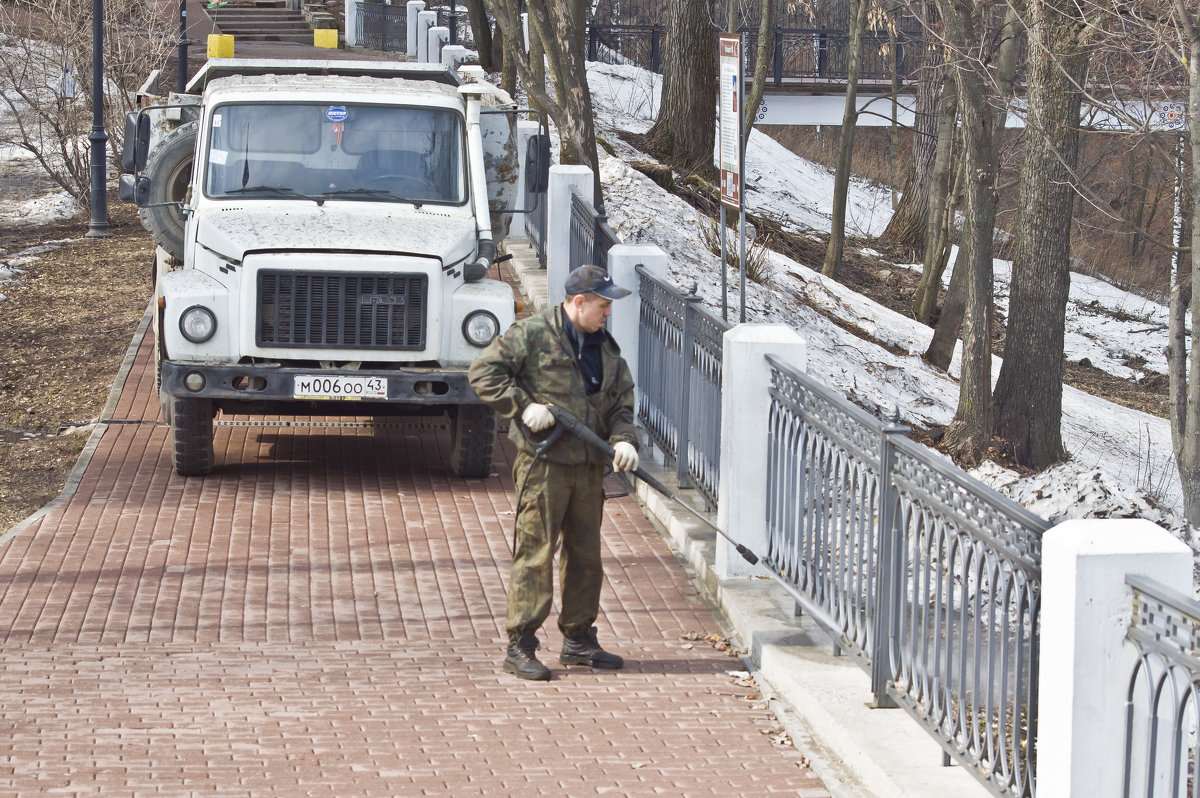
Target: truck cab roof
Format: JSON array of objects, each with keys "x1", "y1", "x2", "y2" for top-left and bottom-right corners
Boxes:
[{"x1": 186, "y1": 58, "x2": 460, "y2": 94}]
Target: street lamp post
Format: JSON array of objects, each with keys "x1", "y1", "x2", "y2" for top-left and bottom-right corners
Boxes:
[
  {"x1": 86, "y1": 0, "x2": 111, "y2": 238},
  {"x1": 178, "y1": 0, "x2": 187, "y2": 93}
]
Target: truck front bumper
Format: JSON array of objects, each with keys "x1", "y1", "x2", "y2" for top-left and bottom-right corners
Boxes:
[{"x1": 160, "y1": 361, "x2": 483, "y2": 405}]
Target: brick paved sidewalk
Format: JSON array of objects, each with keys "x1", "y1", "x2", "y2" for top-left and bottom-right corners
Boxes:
[{"x1": 0, "y1": 318, "x2": 830, "y2": 795}]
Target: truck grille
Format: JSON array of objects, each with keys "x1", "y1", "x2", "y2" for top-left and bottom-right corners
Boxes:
[{"x1": 256, "y1": 270, "x2": 427, "y2": 350}]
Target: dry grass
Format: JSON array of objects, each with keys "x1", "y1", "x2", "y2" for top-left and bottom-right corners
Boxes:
[{"x1": 0, "y1": 200, "x2": 154, "y2": 531}]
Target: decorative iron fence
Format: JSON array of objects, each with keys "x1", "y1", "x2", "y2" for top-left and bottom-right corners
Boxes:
[
  {"x1": 355, "y1": 3, "x2": 468, "y2": 53},
  {"x1": 523, "y1": 165, "x2": 547, "y2": 267},
  {"x1": 1124, "y1": 575, "x2": 1200, "y2": 798},
  {"x1": 636, "y1": 267, "x2": 729, "y2": 508},
  {"x1": 568, "y1": 191, "x2": 620, "y2": 273},
  {"x1": 357, "y1": 2, "x2": 407, "y2": 53},
  {"x1": 587, "y1": 24, "x2": 664, "y2": 73},
  {"x1": 764, "y1": 354, "x2": 1047, "y2": 798},
  {"x1": 583, "y1": 24, "x2": 924, "y2": 84}
]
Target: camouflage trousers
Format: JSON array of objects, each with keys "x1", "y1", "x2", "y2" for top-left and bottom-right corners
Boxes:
[{"x1": 506, "y1": 451, "x2": 607, "y2": 641}]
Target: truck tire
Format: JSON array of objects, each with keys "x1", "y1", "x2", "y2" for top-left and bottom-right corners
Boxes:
[
  {"x1": 449, "y1": 404, "x2": 496, "y2": 478},
  {"x1": 171, "y1": 395, "x2": 214, "y2": 476},
  {"x1": 139, "y1": 121, "x2": 196, "y2": 262}
]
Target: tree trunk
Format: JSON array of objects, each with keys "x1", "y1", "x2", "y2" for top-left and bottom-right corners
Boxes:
[
  {"x1": 990, "y1": 0, "x2": 1090, "y2": 470},
  {"x1": 822, "y1": 0, "x2": 869, "y2": 278},
  {"x1": 912, "y1": 76, "x2": 959, "y2": 323},
  {"x1": 1169, "y1": 0, "x2": 1200, "y2": 524},
  {"x1": 743, "y1": 0, "x2": 777, "y2": 142},
  {"x1": 467, "y1": 0, "x2": 496, "y2": 72},
  {"x1": 935, "y1": 0, "x2": 1014, "y2": 465},
  {"x1": 646, "y1": 0, "x2": 717, "y2": 174},
  {"x1": 878, "y1": 0, "x2": 942, "y2": 257},
  {"x1": 924, "y1": 219, "x2": 970, "y2": 369}
]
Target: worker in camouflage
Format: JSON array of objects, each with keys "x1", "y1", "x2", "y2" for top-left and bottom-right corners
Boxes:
[{"x1": 468, "y1": 265, "x2": 640, "y2": 681}]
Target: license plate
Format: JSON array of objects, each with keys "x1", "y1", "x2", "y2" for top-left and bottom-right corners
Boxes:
[{"x1": 293, "y1": 374, "x2": 387, "y2": 400}]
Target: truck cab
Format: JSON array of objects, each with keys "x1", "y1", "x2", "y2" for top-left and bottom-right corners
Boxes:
[{"x1": 120, "y1": 59, "x2": 541, "y2": 477}]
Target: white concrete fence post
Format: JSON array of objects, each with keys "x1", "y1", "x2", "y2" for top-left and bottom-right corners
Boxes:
[
  {"x1": 344, "y1": 0, "x2": 359, "y2": 47},
  {"x1": 416, "y1": 10, "x2": 436, "y2": 62},
  {"x1": 545, "y1": 164, "x2": 592, "y2": 307},
  {"x1": 716, "y1": 325, "x2": 805, "y2": 579},
  {"x1": 427, "y1": 25, "x2": 449, "y2": 64},
  {"x1": 1036, "y1": 518, "x2": 1193, "y2": 797},
  {"x1": 606, "y1": 245, "x2": 668, "y2": 405},
  {"x1": 406, "y1": 1, "x2": 425, "y2": 55},
  {"x1": 440, "y1": 44, "x2": 469, "y2": 70}
]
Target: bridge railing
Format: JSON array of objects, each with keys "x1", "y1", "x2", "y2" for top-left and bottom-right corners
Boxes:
[{"x1": 583, "y1": 24, "x2": 925, "y2": 84}]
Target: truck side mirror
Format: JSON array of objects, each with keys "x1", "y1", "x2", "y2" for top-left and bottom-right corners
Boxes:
[
  {"x1": 525, "y1": 134, "x2": 550, "y2": 194},
  {"x1": 118, "y1": 173, "x2": 151, "y2": 205},
  {"x1": 121, "y1": 111, "x2": 151, "y2": 173}
]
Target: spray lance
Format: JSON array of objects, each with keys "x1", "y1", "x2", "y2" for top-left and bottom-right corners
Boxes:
[{"x1": 526, "y1": 403, "x2": 760, "y2": 566}]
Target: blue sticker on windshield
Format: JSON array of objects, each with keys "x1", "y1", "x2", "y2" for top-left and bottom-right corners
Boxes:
[{"x1": 326, "y1": 106, "x2": 349, "y2": 122}]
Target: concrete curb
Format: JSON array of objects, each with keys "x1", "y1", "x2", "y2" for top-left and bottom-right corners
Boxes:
[{"x1": 0, "y1": 303, "x2": 153, "y2": 548}]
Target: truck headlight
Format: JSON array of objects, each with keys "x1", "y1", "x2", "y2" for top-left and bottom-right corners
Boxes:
[
  {"x1": 462, "y1": 310, "x2": 500, "y2": 347},
  {"x1": 180, "y1": 305, "x2": 217, "y2": 343}
]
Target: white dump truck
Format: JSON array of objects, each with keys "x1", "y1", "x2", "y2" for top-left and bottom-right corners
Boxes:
[{"x1": 119, "y1": 59, "x2": 547, "y2": 477}]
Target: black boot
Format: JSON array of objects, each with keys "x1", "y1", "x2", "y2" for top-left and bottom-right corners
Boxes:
[
  {"x1": 560, "y1": 626, "x2": 624, "y2": 669},
  {"x1": 504, "y1": 634, "x2": 551, "y2": 681}
]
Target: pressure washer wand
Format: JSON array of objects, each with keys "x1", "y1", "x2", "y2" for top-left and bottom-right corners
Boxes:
[{"x1": 542, "y1": 404, "x2": 760, "y2": 566}]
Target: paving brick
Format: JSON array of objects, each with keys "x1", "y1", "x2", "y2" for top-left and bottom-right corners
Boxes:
[{"x1": 0, "y1": 282, "x2": 831, "y2": 796}]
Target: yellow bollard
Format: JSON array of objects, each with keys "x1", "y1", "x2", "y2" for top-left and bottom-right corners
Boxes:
[
  {"x1": 314, "y1": 29, "x2": 338, "y2": 49},
  {"x1": 207, "y1": 34, "x2": 234, "y2": 58}
]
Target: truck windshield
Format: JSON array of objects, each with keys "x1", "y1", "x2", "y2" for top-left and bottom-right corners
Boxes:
[{"x1": 204, "y1": 103, "x2": 466, "y2": 205}]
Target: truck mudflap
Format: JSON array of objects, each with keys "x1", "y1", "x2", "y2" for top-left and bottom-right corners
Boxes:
[{"x1": 160, "y1": 361, "x2": 485, "y2": 405}]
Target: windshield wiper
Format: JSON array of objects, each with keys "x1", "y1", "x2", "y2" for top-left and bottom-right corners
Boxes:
[
  {"x1": 225, "y1": 185, "x2": 321, "y2": 204},
  {"x1": 322, "y1": 187, "x2": 400, "y2": 199}
]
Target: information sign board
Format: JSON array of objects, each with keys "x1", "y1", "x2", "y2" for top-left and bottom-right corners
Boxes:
[{"x1": 718, "y1": 34, "x2": 743, "y2": 210}]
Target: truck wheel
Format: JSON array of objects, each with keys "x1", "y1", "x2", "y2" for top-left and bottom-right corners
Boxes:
[
  {"x1": 449, "y1": 405, "x2": 496, "y2": 478},
  {"x1": 139, "y1": 121, "x2": 196, "y2": 262},
  {"x1": 171, "y1": 395, "x2": 214, "y2": 476}
]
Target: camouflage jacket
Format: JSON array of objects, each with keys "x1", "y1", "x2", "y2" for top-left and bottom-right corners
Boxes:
[{"x1": 467, "y1": 304, "x2": 637, "y2": 465}]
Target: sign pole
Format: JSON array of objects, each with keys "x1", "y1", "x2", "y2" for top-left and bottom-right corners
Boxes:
[
  {"x1": 717, "y1": 34, "x2": 743, "y2": 323},
  {"x1": 738, "y1": 30, "x2": 747, "y2": 324},
  {"x1": 720, "y1": 205, "x2": 728, "y2": 321}
]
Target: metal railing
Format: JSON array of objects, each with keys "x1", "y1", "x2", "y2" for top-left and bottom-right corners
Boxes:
[
  {"x1": 636, "y1": 268, "x2": 729, "y2": 508},
  {"x1": 355, "y1": 3, "x2": 467, "y2": 53},
  {"x1": 1124, "y1": 575, "x2": 1200, "y2": 797},
  {"x1": 583, "y1": 24, "x2": 924, "y2": 84},
  {"x1": 764, "y1": 354, "x2": 1048, "y2": 798},
  {"x1": 587, "y1": 24, "x2": 664, "y2": 73},
  {"x1": 523, "y1": 167, "x2": 547, "y2": 267},
  {"x1": 357, "y1": 2, "x2": 407, "y2": 53},
  {"x1": 569, "y1": 192, "x2": 620, "y2": 273}
]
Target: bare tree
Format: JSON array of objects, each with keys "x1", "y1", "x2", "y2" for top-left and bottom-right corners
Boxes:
[
  {"x1": 911, "y1": 74, "x2": 959, "y2": 323},
  {"x1": 485, "y1": 0, "x2": 603, "y2": 203},
  {"x1": 921, "y1": 5, "x2": 1017, "y2": 369},
  {"x1": 1167, "y1": 0, "x2": 1200, "y2": 522},
  {"x1": 821, "y1": 0, "x2": 870, "y2": 277},
  {"x1": 878, "y1": 0, "x2": 942, "y2": 258},
  {"x1": 990, "y1": 0, "x2": 1093, "y2": 469},
  {"x1": 930, "y1": 0, "x2": 1019, "y2": 464},
  {"x1": 0, "y1": 0, "x2": 175, "y2": 208},
  {"x1": 646, "y1": 0, "x2": 717, "y2": 173}
]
